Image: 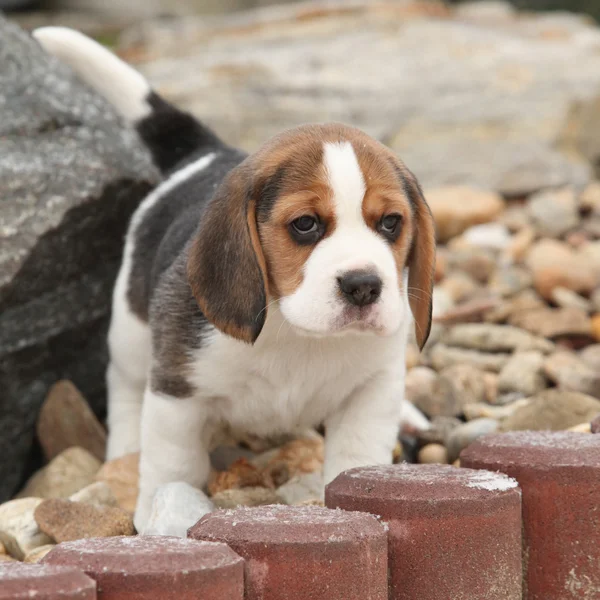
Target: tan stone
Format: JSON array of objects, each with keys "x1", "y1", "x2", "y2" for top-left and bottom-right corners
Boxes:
[
  {"x1": 425, "y1": 186, "x2": 504, "y2": 243},
  {"x1": 418, "y1": 444, "x2": 449, "y2": 465},
  {"x1": 36, "y1": 380, "x2": 106, "y2": 462},
  {"x1": 23, "y1": 544, "x2": 56, "y2": 563},
  {"x1": 34, "y1": 499, "x2": 134, "y2": 542},
  {"x1": 211, "y1": 487, "x2": 283, "y2": 509},
  {"x1": 95, "y1": 452, "x2": 139, "y2": 513},
  {"x1": 509, "y1": 307, "x2": 592, "y2": 339},
  {"x1": 0, "y1": 498, "x2": 52, "y2": 560},
  {"x1": 17, "y1": 448, "x2": 101, "y2": 500},
  {"x1": 69, "y1": 481, "x2": 118, "y2": 509},
  {"x1": 500, "y1": 390, "x2": 600, "y2": 432},
  {"x1": 526, "y1": 239, "x2": 598, "y2": 299}
]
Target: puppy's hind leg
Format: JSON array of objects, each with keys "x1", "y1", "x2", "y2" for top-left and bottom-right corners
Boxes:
[{"x1": 105, "y1": 267, "x2": 151, "y2": 460}]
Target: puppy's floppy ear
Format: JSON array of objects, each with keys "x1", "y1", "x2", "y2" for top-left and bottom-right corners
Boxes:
[
  {"x1": 404, "y1": 169, "x2": 436, "y2": 350},
  {"x1": 187, "y1": 161, "x2": 269, "y2": 344}
]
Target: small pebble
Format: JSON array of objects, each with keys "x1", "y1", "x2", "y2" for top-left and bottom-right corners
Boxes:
[
  {"x1": 211, "y1": 487, "x2": 283, "y2": 509},
  {"x1": 446, "y1": 418, "x2": 499, "y2": 463},
  {"x1": 418, "y1": 444, "x2": 449, "y2": 465}
]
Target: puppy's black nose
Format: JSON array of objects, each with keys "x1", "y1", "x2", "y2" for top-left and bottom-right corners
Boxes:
[{"x1": 337, "y1": 270, "x2": 382, "y2": 307}]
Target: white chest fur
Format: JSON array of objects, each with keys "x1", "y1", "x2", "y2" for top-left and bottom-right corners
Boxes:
[{"x1": 189, "y1": 305, "x2": 408, "y2": 437}]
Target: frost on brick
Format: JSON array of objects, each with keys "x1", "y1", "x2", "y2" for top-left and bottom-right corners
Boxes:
[
  {"x1": 344, "y1": 464, "x2": 518, "y2": 495},
  {"x1": 192, "y1": 505, "x2": 385, "y2": 546},
  {"x1": 465, "y1": 470, "x2": 518, "y2": 492}
]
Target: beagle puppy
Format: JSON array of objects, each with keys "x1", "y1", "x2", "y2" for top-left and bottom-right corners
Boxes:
[{"x1": 34, "y1": 28, "x2": 436, "y2": 531}]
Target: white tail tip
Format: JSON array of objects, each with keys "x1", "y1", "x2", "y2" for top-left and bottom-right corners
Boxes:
[{"x1": 33, "y1": 26, "x2": 151, "y2": 123}]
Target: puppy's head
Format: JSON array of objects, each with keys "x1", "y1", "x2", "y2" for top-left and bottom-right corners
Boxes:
[{"x1": 187, "y1": 124, "x2": 436, "y2": 348}]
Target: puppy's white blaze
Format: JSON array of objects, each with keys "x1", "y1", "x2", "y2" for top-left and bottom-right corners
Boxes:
[
  {"x1": 33, "y1": 27, "x2": 151, "y2": 122},
  {"x1": 323, "y1": 141, "x2": 366, "y2": 227}
]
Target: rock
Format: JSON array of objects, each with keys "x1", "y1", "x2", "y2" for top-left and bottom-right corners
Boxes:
[
  {"x1": 526, "y1": 188, "x2": 579, "y2": 237},
  {"x1": 494, "y1": 392, "x2": 528, "y2": 406},
  {"x1": 463, "y1": 399, "x2": 531, "y2": 421},
  {"x1": 429, "y1": 344, "x2": 510, "y2": 373},
  {"x1": 432, "y1": 287, "x2": 456, "y2": 318},
  {"x1": 550, "y1": 287, "x2": 591, "y2": 312},
  {"x1": 580, "y1": 180, "x2": 600, "y2": 213},
  {"x1": 437, "y1": 364, "x2": 487, "y2": 413},
  {"x1": 439, "y1": 272, "x2": 480, "y2": 304},
  {"x1": 509, "y1": 307, "x2": 593, "y2": 340},
  {"x1": 0, "y1": 554, "x2": 17, "y2": 563},
  {"x1": 526, "y1": 239, "x2": 598, "y2": 299},
  {"x1": 592, "y1": 314, "x2": 600, "y2": 342},
  {"x1": 404, "y1": 367, "x2": 440, "y2": 415},
  {"x1": 417, "y1": 416, "x2": 462, "y2": 447},
  {"x1": 503, "y1": 226, "x2": 536, "y2": 265},
  {"x1": 441, "y1": 323, "x2": 554, "y2": 353},
  {"x1": 427, "y1": 186, "x2": 504, "y2": 242},
  {"x1": 95, "y1": 452, "x2": 139, "y2": 513},
  {"x1": 498, "y1": 351, "x2": 546, "y2": 396},
  {"x1": 17, "y1": 448, "x2": 101, "y2": 500},
  {"x1": 543, "y1": 352, "x2": 600, "y2": 399},
  {"x1": 131, "y1": 0, "x2": 600, "y2": 198},
  {"x1": 483, "y1": 372, "x2": 499, "y2": 404},
  {"x1": 446, "y1": 248, "x2": 497, "y2": 283},
  {"x1": 591, "y1": 288, "x2": 600, "y2": 313},
  {"x1": 143, "y1": 482, "x2": 214, "y2": 538},
  {"x1": 405, "y1": 343, "x2": 420, "y2": 370},
  {"x1": 501, "y1": 204, "x2": 531, "y2": 232},
  {"x1": 267, "y1": 436, "x2": 324, "y2": 479},
  {"x1": 0, "y1": 16, "x2": 157, "y2": 502},
  {"x1": 461, "y1": 223, "x2": 512, "y2": 250},
  {"x1": 454, "y1": 1, "x2": 517, "y2": 22},
  {"x1": 434, "y1": 296, "x2": 501, "y2": 326},
  {"x1": 208, "y1": 458, "x2": 267, "y2": 496},
  {"x1": 446, "y1": 418, "x2": 499, "y2": 463},
  {"x1": 417, "y1": 444, "x2": 449, "y2": 465},
  {"x1": 567, "y1": 423, "x2": 592, "y2": 433},
  {"x1": 34, "y1": 499, "x2": 134, "y2": 542},
  {"x1": 69, "y1": 481, "x2": 118, "y2": 509},
  {"x1": 277, "y1": 471, "x2": 324, "y2": 505},
  {"x1": 579, "y1": 344, "x2": 600, "y2": 371},
  {"x1": 211, "y1": 487, "x2": 283, "y2": 509},
  {"x1": 500, "y1": 390, "x2": 600, "y2": 432},
  {"x1": 209, "y1": 445, "x2": 256, "y2": 473},
  {"x1": 488, "y1": 266, "x2": 533, "y2": 298},
  {"x1": 592, "y1": 415, "x2": 600, "y2": 433},
  {"x1": 23, "y1": 544, "x2": 56, "y2": 563},
  {"x1": 0, "y1": 498, "x2": 52, "y2": 560},
  {"x1": 485, "y1": 289, "x2": 545, "y2": 324},
  {"x1": 36, "y1": 380, "x2": 107, "y2": 462}
]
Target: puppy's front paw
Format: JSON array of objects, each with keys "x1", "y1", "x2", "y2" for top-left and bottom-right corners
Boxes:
[{"x1": 134, "y1": 490, "x2": 154, "y2": 533}]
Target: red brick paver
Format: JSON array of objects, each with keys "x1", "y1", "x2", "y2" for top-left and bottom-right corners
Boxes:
[
  {"x1": 461, "y1": 431, "x2": 600, "y2": 600},
  {"x1": 0, "y1": 563, "x2": 96, "y2": 599},
  {"x1": 326, "y1": 464, "x2": 522, "y2": 600},
  {"x1": 189, "y1": 504, "x2": 387, "y2": 600},
  {"x1": 43, "y1": 535, "x2": 243, "y2": 599}
]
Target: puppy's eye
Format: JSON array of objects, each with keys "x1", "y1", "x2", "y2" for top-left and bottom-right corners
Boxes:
[
  {"x1": 378, "y1": 213, "x2": 402, "y2": 237},
  {"x1": 291, "y1": 215, "x2": 318, "y2": 234}
]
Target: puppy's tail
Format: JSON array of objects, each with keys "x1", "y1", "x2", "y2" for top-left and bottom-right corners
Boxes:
[{"x1": 33, "y1": 27, "x2": 221, "y2": 174}]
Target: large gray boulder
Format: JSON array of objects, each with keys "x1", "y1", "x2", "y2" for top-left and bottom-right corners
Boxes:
[
  {"x1": 0, "y1": 16, "x2": 158, "y2": 502},
  {"x1": 124, "y1": 0, "x2": 600, "y2": 196}
]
